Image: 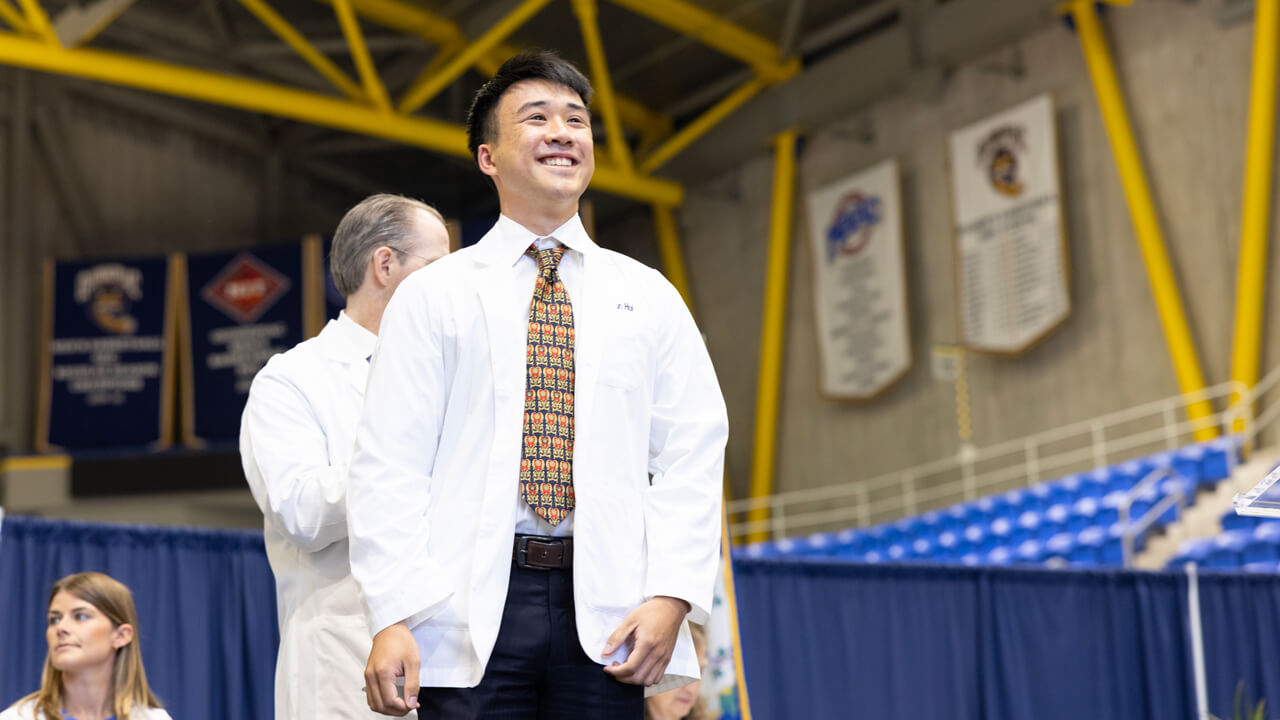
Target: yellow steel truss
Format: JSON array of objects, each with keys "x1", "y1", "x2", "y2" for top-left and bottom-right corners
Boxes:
[{"x1": 0, "y1": 0, "x2": 805, "y2": 207}]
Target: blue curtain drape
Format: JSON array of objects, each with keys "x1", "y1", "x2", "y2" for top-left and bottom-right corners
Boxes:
[
  {"x1": 0, "y1": 514, "x2": 277, "y2": 720},
  {"x1": 733, "y1": 559, "x2": 1279, "y2": 720}
]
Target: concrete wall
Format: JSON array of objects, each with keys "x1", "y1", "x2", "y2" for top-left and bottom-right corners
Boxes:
[{"x1": 606, "y1": 2, "x2": 1268, "y2": 519}]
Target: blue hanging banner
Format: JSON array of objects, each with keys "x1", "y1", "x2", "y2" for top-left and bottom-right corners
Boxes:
[
  {"x1": 181, "y1": 244, "x2": 309, "y2": 447},
  {"x1": 37, "y1": 256, "x2": 178, "y2": 453},
  {"x1": 320, "y1": 234, "x2": 345, "y2": 325}
]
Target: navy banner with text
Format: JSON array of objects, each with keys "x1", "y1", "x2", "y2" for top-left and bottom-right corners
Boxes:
[
  {"x1": 181, "y1": 245, "x2": 307, "y2": 447},
  {"x1": 38, "y1": 256, "x2": 177, "y2": 453}
]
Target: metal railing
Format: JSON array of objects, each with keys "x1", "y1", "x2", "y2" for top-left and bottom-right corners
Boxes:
[
  {"x1": 729, "y1": 361, "x2": 1280, "y2": 543},
  {"x1": 1118, "y1": 467, "x2": 1180, "y2": 568}
]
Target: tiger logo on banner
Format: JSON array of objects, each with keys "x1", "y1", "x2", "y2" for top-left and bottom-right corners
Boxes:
[{"x1": 978, "y1": 124, "x2": 1027, "y2": 197}]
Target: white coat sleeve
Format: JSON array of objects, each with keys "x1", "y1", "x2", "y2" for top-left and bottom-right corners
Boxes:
[
  {"x1": 240, "y1": 362, "x2": 349, "y2": 553},
  {"x1": 346, "y1": 275, "x2": 453, "y2": 635},
  {"x1": 642, "y1": 273, "x2": 729, "y2": 626}
]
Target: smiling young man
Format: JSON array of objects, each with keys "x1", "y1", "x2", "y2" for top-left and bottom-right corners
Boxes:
[{"x1": 347, "y1": 51, "x2": 729, "y2": 719}]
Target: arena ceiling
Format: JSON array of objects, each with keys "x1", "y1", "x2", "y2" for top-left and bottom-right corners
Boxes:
[{"x1": 0, "y1": 0, "x2": 1057, "y2": 223}]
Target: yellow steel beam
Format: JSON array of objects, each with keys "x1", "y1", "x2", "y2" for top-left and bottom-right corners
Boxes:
[
  {"x1": 746, "y1": 129, "x2": 797, "y2": 542},
  {"x1": 1064, "y1": 0, "x2": 1216, "y2": 441},
  {"x1": 652, "y1": 204, "x2": 692, "y2": 309},
  {"x1": 607, "y1": 0, "x2": 790, "y2": 80},
  {"x1": 332, "y1": 0, "x2": 390, "y2": 111},
  {"x1": 1229, "y1": 0, "x2": 1280, "y2": 433},
  {"x1": 396, "y1": 0, "x2": 553, "y2": 115},
  {"x1": 399, "y1": 38, "x2": 467, "y2": 112},
  {"x1": 17, "y1": 0, "x2": 56, "y2": 43},
  {"x1": 639, "y1": 73, "x2": 780, "y2": 175},
  {"x1": 0, "y1": 32, "x2": 684, "y2": 205},
  {"x1": 239, "y1": 0, "x2": 365, "y2": 101},
  {"x1": 571, "y1": 0, "x2": 632, "y2": 174},
  {"x1": 317, "y1": 0, "x2": 670, "y2": 137},
  {"x1": 320, "y1": 0, "x2": 457, "y2": 46},
  {"x1": 0, "y1": 1, "x2": 30, "y2": 34}
]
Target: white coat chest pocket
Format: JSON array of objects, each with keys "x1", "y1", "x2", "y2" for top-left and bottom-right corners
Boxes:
[{"x1": 597, "y1": 324, "x2": 648, "y2": 390}]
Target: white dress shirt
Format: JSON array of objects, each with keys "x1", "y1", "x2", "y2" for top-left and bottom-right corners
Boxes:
[
  {"x1": 241, "y1": 311, "x2": 412, "y2": 719},
  {"x1": 347, "y1": 214, "x2": 729, "y2": 695}
]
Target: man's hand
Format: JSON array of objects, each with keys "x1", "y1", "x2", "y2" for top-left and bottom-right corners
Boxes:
[
  {"x1": 365, "y1": 621, "x2": 421, "y2": 716},
  {"x1": 602, "y1": 596, "x2": 691, "y2": 686}
]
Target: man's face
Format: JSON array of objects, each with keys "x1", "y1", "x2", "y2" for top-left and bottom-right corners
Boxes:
[
  {"x1": 389, "y1": 209, "x2": 451, "y2": 289},
  {"x1": 478, "y1": 79, "x2": 595, "y2": 206}
]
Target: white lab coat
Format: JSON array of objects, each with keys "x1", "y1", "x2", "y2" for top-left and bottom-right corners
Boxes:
[
  {"x1": 240, "y1": 312, "x2": 409, "y2": 719},
  {"x1": 347, "y1": 216, "x2": 729, "y2": 695}
]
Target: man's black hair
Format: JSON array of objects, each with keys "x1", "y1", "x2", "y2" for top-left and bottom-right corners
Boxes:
[{"x1": 465, "y1": 50, "x2": 594, "y2": 159}]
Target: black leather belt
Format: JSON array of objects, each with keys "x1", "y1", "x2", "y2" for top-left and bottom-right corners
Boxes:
[{"x1": 513, "y1": 535, "x2": 573, "y2": 570}]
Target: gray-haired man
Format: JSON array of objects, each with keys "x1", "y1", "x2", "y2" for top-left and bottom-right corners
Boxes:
[{"x1": 240, "y1": 194, "x2": 449, "y2": 719}]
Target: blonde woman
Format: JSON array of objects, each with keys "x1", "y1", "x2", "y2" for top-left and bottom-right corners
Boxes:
[
  {"x1": 1, "y1": 572, "x2": 171, "y2": 720},
  {"x1": 645, "y1": 623, "x2": 712, "y2": 720}
]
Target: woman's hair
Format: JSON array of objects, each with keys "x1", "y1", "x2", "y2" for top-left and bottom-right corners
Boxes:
[
  {"x1": 683, "y1": 623, "x2": 713, "y2": 720},
  {"x1": 18, "y1": 572, "x2": 162, "y2": 720},
  {"x1": 645, "y1": 623, "x2": 713, "y2": 720}
]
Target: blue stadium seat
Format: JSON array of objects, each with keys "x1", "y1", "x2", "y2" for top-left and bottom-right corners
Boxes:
[
  {"x1": 1168, "y1": 537, "x2": 1214, "y2": 568},
  {"x1": 961, "y1": 522, "x2": 985, "y2": 546},
  {"x1": 1111, "y1": 459, "x2": 1152, "y2": 494},
  {"x1": 1171, "y1": 448, "x2": 1204, "y2": 488},
  {"x1": 944, "y1": 505, "x2": 972, "y2": 531},
  {"x1": 1075, "y1": 525, "x2": 1123, "y2": 566},
  {"x1": 1002, "y1": 488, "x2": 1031, "y2": 515},
  {"x1": 988, "y1": 517, "x2": 1014, "y2": 545},
  {"x1": 1068, "y1": 497, "x2": 1100, "y2": 533},
  {"x1": 1015, "y1": 539, "x2": 1045, "y2": 564},
  {"x1": 1025, "y1": 482, "x2": 1054, "y2": 511},
  {"x1": 1044, "y1": 532, "x2": 1076, "y2": 562},
  {"x1": 885, "y1": 543, "x2": 910, "y2": 562},
  {"x1": 911, "y1": 537, "x2": 935, "y2": 560},
  {"x1": 1243, "y1": 522, "x2": 1280, "y2": 565},
  {"x1": 959, "y1": 552, "x2": 983, "y2": 566},
  {"x1": 1200, "y1": 437, "x2": 1238, "y2": 482},
  {"x1": 1045, "y1": 502, "x2": 1071, "y2": 526},
  {"x1": 1053, "y1": 475, "x2": 1085, "y2": 506},
  {"x1": 1243, "y1": 562, "x2": 1278, "y2": 573},
  {"x1": 935, "y1": 531, "x2": 961, "y2": 560},
  {"x1": 1221, "y1": 507, "x2": 1262, "y2": 533},
  {"x1": 986, "y1": 546, "x2": 1015, "y2": 566},
  {"x1": 1068, "y1": 540, "x2": 1101, "y2": 567},
  {"x1": 919, "y1": 510, "x2": 947, "y2": 535},
  {"x1": 1208, "y1": 530, "x2": 1251, "y2": 568},
  {"x1": 1013, "y1": 511, "x2": 1042, "y2": 544}
]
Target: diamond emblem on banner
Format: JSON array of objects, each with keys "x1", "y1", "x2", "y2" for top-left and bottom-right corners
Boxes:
[{"x1": 200, "y1": 252, "x2": 292, "y2": 324}]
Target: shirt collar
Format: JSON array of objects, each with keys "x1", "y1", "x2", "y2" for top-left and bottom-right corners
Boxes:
[
  {"x1": 490, "y1": 213, "x2": 596, "y2": 267},
  {"x1": 326, "y1": 310, "x2": 378, "y2": 361}
]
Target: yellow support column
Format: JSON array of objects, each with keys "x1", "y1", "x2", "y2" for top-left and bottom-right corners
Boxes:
[
  {"x1": 572, "y1": 0, "x2": 633, "y2": 174},
  {"x1": 652, "y1": 204, "x2": 693, "y2": 309},
  {"x1": 746, "y1": 129, "x2": 797, "y2": 542},
  {"x1": 1065, "y1": 0, "x2": 1216, "y2": 441},
  {"x1": 1229, "y1": 0, "x2": 1280, "y2": 433}
]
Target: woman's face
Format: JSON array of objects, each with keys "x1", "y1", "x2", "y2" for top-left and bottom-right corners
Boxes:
[
  {"x1": 46, "y1": 591, "x2": 130, "y2": 673},
  {"x1": 646, "y1": 678, "x2": 702, "y2": 720}
]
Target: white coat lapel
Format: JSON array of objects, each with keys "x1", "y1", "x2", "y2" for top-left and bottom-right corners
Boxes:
[
  {"x1": 476, "y1": 264, "x2": 525, "y2": 411},
  {"x1": 573, "y1": 250, "x2": 613, "y2": 436}
]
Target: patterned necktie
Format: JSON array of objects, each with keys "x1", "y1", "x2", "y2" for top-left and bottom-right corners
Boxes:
[{"x1": 519, "y1": 243, "x2": 575, "y2": 525}]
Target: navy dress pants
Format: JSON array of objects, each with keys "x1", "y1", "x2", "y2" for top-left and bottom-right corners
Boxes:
[{"x1": 416, "y1": 563, "x2": 643, "y2": 719}]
